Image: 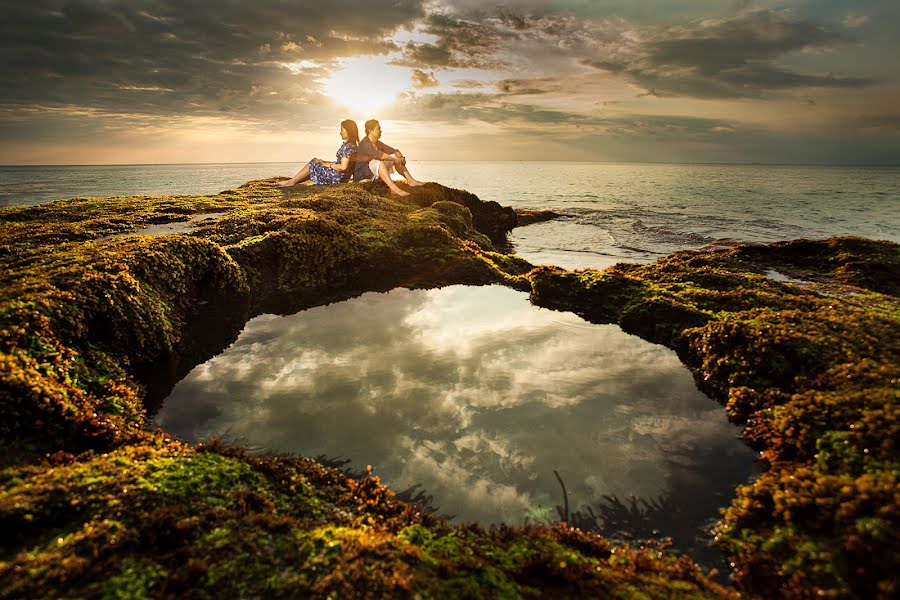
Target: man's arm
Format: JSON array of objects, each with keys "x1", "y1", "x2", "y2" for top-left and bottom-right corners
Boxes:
[
  {"x1": 376, "y1": 140, "x2": 397, "y2": 156},
  {"x1": 375, "y1": 140, "x2": 407, "y2": 165},
  {"x1": 355, "y1": 139, "x2": 380, "y2": 162}
]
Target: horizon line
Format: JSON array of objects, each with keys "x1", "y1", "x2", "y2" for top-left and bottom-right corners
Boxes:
[{"x1": 1, "y1": 160, "x2": 899, "y2": 168}]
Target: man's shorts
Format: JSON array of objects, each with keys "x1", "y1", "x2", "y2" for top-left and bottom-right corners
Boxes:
[{"x1": 367, "y1": 159, "x2": 396, "y2": 181}]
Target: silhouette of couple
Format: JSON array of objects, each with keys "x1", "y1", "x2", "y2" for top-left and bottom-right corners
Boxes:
[{"x1": 278, "y1": 119, "x2": 424, "y2": 197}]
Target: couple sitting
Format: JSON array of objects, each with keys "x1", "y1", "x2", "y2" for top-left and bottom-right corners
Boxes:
[{"x1": 278, "y1": 119, "x2": 425, "y2": 197}]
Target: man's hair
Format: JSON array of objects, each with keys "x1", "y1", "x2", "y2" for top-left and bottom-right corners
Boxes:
[{"x1": 364, "y1": 119, "x2": 379, "y2": 134}]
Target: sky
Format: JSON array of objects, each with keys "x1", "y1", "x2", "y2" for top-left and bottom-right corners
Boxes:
[{"x1": 1, "y1": 0, "x2": 898, "y2": 165}]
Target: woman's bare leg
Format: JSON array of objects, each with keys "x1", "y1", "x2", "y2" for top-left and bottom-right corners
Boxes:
[
  {"x1": 279, "y1": 163, "x2": 311, "y2": 187},
  {"x1": 377, "y1": 162, "x2": 409, "y2": 196}
]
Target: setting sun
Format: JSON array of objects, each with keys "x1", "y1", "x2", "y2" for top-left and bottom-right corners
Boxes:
[{"x1": 323, "y1": 56, "x2": 412, "y2": 117}]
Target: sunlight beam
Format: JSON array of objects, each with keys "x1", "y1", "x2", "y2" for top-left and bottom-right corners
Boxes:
[{"x1": 323, "y1": 56, "x2": 412, "y2": 117}]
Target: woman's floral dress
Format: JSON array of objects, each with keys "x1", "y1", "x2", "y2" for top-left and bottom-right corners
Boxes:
[{"x1": 309, "y1": 141, "x2": 356, "y2": 184}]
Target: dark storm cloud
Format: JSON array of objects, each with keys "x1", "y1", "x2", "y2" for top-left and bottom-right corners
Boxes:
[
  {"x1": 590, "y1": 9, "x2": 878, "y2": 97},
  {"x1": 647, "y1": 11, "x2": 840, "y2": 68},
  {"x1": 393, "y1": 13, "x2": 512, "y2": 69},
  {"x1": 1, "y1": 2, "x2": 879, "y2": 123},
  {"x1": 435, "y1": 0, "x2": 722, "y2": 24},
  {"x1": 0, "y1": 0, "x2": 426, "y2": 120},
  {"x1": 399, "y1": 7, "x2": 874, "y2": 100},
  {"x1": 582, "y1": 56, "x2": 873, "y2": 99}
]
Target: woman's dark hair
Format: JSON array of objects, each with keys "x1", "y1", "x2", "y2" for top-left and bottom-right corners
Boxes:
[{"x1": 341, "y1": 119, "x2": 360, "y2": 144}]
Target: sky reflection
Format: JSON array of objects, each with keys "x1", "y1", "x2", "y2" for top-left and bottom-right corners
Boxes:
[{"x1": 155, "y1": 285, "x2": 755, "y2": 528}]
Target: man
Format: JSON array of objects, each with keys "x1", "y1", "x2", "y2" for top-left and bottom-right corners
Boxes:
[{"x1": 353, "y1": 119, "x2": 425, "y2": 196}]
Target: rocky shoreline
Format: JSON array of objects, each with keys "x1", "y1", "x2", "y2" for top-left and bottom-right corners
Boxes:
[{"x1": 1, "y1": 179, "x2": 896, "y2": 598}]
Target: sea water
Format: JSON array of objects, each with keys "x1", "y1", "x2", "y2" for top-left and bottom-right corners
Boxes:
[{"x1": 2, "y1": 162, "x2": 898, "y2": 270}]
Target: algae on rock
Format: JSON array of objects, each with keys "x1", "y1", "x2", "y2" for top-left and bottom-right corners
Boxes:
[
  {"x1": 1, "y1": 179, "x2": 735, "y2": 599},
  {"x1": 1, "y1": 178, "x2": 896, "y2": 598},
  {"x1": 530, "y1": 237, "x2": 899, "y2": 599}
]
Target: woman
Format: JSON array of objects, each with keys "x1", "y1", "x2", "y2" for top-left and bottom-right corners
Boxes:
[{"x1": 278, "y1": 120, "x2": 359, "y2": 187}]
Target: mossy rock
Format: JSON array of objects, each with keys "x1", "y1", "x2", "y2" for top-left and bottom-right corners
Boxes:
[
  {"x1": 1, "y1": 179, "x2": 897, "y2": 598},
  {"x1": 529, "y1": 236, "x2": 899, "y2": 598}
]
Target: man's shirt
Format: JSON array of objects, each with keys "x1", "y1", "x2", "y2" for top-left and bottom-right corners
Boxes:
[{"x1": 353, "y1": 137, "x2": 397, "y2": 181}]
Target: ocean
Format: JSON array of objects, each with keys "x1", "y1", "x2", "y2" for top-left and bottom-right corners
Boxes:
[{"x1": 2, "y1": 161, "x2": 898, "y2": 270}]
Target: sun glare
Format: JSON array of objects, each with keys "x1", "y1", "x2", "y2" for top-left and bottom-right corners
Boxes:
[{"x1": 323, "y1": 56, "x2": 412, "y2": 117}]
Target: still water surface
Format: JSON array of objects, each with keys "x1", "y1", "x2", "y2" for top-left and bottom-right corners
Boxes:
[{"x1": 155, "y1": 285, "x2": 757, "y2": 562}]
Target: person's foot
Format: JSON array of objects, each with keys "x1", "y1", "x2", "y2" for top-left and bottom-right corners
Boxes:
[{"x1": 406, "y1": 180, "x2": 426, "y2": 187}]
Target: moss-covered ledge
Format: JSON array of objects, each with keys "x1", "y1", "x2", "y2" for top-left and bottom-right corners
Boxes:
[
  {"x1": 0, "y1": 180, "x2": 533, "y2": 453},
  {"x1": 529, "y1": 237, "x2": 899, "y2": 598},
  {"x1": 2, "y1": 178, "x2": 896, "y2": 598},
  {"x1": 1, "y1": 180, "x2": 734, "y2": 599}
]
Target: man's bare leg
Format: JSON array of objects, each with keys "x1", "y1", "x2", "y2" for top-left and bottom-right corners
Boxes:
[
  {"x1": 377, "y1": 162, "x2": 409, "y2": 196},
  {"x1": 279, "y1": 163, "x2": 311, "y2": 187},
  {"x1": 396, "y1": 160, "x2": 425, "y2": 186}
]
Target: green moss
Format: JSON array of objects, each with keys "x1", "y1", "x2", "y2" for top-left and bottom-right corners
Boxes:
[
  {"x1": 140, "y1": 453, "x2": 265, "y2": 505},
  {"x1": 3, "y1": 181, "x2": 895, "y2": 598},
  {"x1": 528, "y1": 237, "x2": 899, "y2": 599},
  {"x1": 99, "y1": 557, "x2": 167, "y2": 600},
  {"x1": 0, "y1": 180, "x2": 531, "y2": 452}
]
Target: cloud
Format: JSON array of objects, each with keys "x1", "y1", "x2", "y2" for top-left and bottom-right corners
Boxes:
[
  {"x1": 395, "y1": 7, "x2": 875, "y2": 100},
  {"x1": 0, "y1": 0, "x2": 427, "y2": 122},
  {"x1": 432, "y1": 0, "x2": 722, "y2": 24},
  {"x1": 411, "y1": 68, "x2": 439, "y2": 88},
  {"x1": 389, "y1": 91, "x2": 743, "y2": 139},
  {"x1": 842, "y1": 11, "x2": 871, "y2": 29},
  {"x1": 1, "y1": 2, "x2": 896, "y2": 164},
  {"x1": 388, "y1": 92, "x2": 587, "y2": 125},
  {"x1": 0, "y1": 3, "x2": 884, "y2": 117},
  {"x1": 579, "y1": 10, "x2": 877, "y2": 98},
  {"x1": 155, "y1": 285, "x2": 753, "y2": 524},
  {"x1": 648, "y1": 12, "x2": 834, "y2": 65},
  {"x1": 496, "y1": 78, "x2": 557, "y2": 95},
  {"x1": 393, "y1": 13, "x2": 513, "y2": 69},
  {"x1": 451, "y1": 79, "x2": 490, "y2": 89},
  {"x1": 841, "y1": 112, "x2": 900, "y2": 134}
]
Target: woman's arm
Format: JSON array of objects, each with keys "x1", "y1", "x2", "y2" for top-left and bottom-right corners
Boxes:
[{"x1": 323, "y1": 156, "x2": 352, "y2": 171}]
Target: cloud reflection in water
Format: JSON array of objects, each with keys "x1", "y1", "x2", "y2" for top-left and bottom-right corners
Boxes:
[{"x1": 155, "y1": 285, "x2": 755, "y2": 526}]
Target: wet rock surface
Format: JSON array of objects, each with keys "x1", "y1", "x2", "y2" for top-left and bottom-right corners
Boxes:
[{"x1": 514, "y1": 208, "x2": 564, "y2": 226}]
